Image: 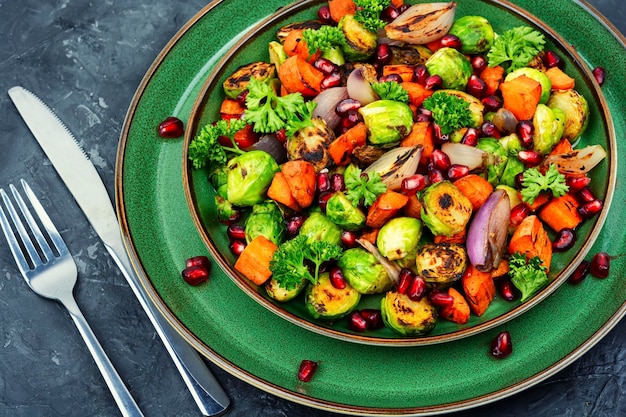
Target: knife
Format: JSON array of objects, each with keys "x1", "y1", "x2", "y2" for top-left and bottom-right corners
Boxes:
[{"x1": 8, "y1": 86, "x2": 230, "y2": 416}]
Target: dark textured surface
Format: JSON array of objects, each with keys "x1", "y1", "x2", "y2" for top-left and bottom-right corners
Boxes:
[{"x1": 0, "y1": 1, "x2": 624, "y2": 416}]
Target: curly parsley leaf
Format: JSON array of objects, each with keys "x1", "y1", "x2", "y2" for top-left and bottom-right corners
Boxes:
[
  {"x1": 188, "y1": 118, "x2": 247, "y2": 169},
  {"x1": 371, "y1": 81, "x2": 409, "y2": 103},
  {"x1": 422, "y1": 92, "x2": 474, "y2": 135},
  {"x1": 508, "y1": 252, "x2": 549, "y2": 302},
  {"x1": 284, "y1": 100, "x2": 317, "y2": 138},
  {"x1": 487, "y1": 26, "x2": 546, "y2": 74},
  {"x1": 520, "y1": 164, "x2": 568, "y2": 204},
  {"x1": 344, "y1": 165, "x2": 387, "y2": 207},
  {"x1": 302, "y1": 26, "x2": 346, "y2": 56},
  {"x1": 354, "y1": 0, "x2": 390, "y2": 33}
]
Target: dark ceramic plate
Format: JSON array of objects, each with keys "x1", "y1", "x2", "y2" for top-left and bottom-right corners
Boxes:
[
  {"x1": 182, "y1": 0, "x2": 615, "y2": 346},
  {"x1": 116, "y1": 0, "x2": 626, "y2": 414}
]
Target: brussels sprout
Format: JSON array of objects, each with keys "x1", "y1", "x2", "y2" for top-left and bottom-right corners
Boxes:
[
  {"x1": 415, "y1": 243, "x2": 467, "y2": 288},
  {"x1": 209, "y1": 165, "x2": 229, "y2": 199},
  {"x1": 321, "y1": 46, "x2": 345, "y2": 67},
  {"x1": 214, "y1": 196, "x2": 239, "y2": 223},
  {"x1": 338, "y1": 248, "x2": 394, "y2": 294},
  {"x1": 532, "y1": 104, "x2": 565, "y2": 155},
  {"x1": 244, "y1": 201, "x2": 286, "y2": 245},
  {"x1": 546, "y1": 89, "x2": 589, "y2": 141},
  {"x1": 500, "y1": 155, "x2": 525, "y2": 188},
  {"x1": 376, "y1": 217, "x2": 423, "y2": 261},
  {"x1": 448, "y1": 15, "x2": 495, "y2": 54},
  {"x1": 499, "y1": 133, "x2": 523, "y2": 154},
  {"x1": 268, "y1": 41, "x2": 288, "y2": 69},
  {"x1": 496, "y1": 184, "x2": 522, "y2": 210},
  {"x1": 286, "y1": 117, "x2": 335, "y2": 172},
  {"x1": 226, "y1": 150, "x2": 280, "y2": 207},
  {"x1": 299, "y1": 211, "x2": 342, "y2": 245},
  {"x1": 265, "y1": 277, "x2": 306, "y2": 302},
  {"x1": 338, "y1": 14, "x2": 377, "y2": 61},
  {"x1": 305, "y1": 272, "x2": 361, "y2": 320},
  {"x1": 223, "y1": 62, "x2": 276, "y2": 99},
  {"x1": 389, "y1": 44, "x2": 432, "y2": 65},
  {"x1": 425, "y1": 47, "x2": 473, "y2": 90},
  {"x1": 477, "y1": 138, "x2": 508, "y2": 185},
  {"x1": 420, "y1": 181, "x2": 473, "y2": 237},
  {"x1": 437, "y1": 89, "x2": 485, "y2": 128},
  {"x1": 325, "y1": 192, "x2": 366, "y2": 231},
  {"x1": 381, "y1": 291, "x2": 437, "y2": 336},
  {"x1": 505, "y1": 67, "x2": 552, "y2": 104},
  {"x1": 359, "y1": 100, "x2": 414, "y2": 147}
]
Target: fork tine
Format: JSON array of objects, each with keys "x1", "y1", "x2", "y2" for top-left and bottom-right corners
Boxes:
[{"x1": 0, "y1": 187, "x2": 40, "y2": 273}]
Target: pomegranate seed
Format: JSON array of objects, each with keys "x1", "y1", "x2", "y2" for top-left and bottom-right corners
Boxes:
[
  {"x1": 578, "y1": 199, "x2": 603, "y2": 218},
  {"x1": 375, "y1": 43, "x2": 393, "y2": 66},
  {"x1": 331, "y1": 173, "x2": 345, "y2": 191},
  {"x1": 543, "y1": 50, "x2": 563, "y2": 69},
  {"x1": 590, "y1": 252, "x2": 610, "y2": 278},
  {"x1": 226, "y1": 224, "x2": 246, "y2": 241},
  {"x1": 510, "y1": 203, "x2": 530, "y2": 227},
  {"x1": 514, "y1": 172, "x2": 525, "y2": 189},
  {"x1": 490, "y1": 331, "x2": 513, "y2": 359},
  {"x1": 297, "y1": 360, "x2": 319, "y2": 382},
  {"x1": 425, "y1": 74, "x2": 443, "y2": 90},
  {"x1": 431, "y1": 149, "x2": 451, "y2": 170},
  {"x1": 569, "y1": 259, "x2": 590, "y2": 285},
  {"x1": 461, "y1": 127, "x2": 479, "y2": 146},
  {"x1": 317, "y1": 171, "x2": 331, "y2": 193},
  {"x1": 432, "y1": 124, "x2": 450, "y2": 144},
  {"x1": 499, "y1": 279, "x2": 518, "y2": 301},
  {"x1": 592, "y1": 66, "x2": 606, "y2": 86},
  {"x1": 397, "y1": 268, "x2": 415, "y2": 294},
  {"x1": 413, "y1": 65, "x2": 429, "y2": 85},
  {"x1": 447, "y1": 164, "x2": 470, "y2": 181},
  {"x1": 553, "y1": 228, "x2": 576, "y2": 252},
  {"x1": 286, "y1": 215, "x2": 306, "y2": 235},
  {"x1": 440, "y1": 34, "x2": 462, "y2": 49},
  {"x1": 516, "y1": 120, "x2": 534, "y2": 148},
  {"x1": 157, "y1": 116, "x2": 184, "y2": 138},
  {"x1": 348, "y1": 310, "x2": 369, "y2": 332},
  {"x1": 321, "y1": 71, "x2": 342, "y2": 89},
  {"x1": 577, "y1": 186, "x2": 596, "y2": 203},
  {"x1": 428, "y1": 290, "x2": 454, "y2": 307},
  {"x1": 428, "y1": 168, "x2": 445, "y2": 184},
  {"x1": 415, "y1": 113, "x2": 430, "y2": 123},
  {"x1": 401, "y1": 174, "x2": 427, "y2": 194},
  {"x1": 381, "y1": 5, "x2": 400, "y2": 22},
  {"x1": 481, "y1": 121, "x2": 500, "y2": 138},
  {"x1": 340, "y1": 230, "x2": 358, "y2": 248},
  {"x1": 467, "y1": 74, "x2": 487, "y2": 98},
  {"x1": 328, "y1": 266, "x2": 347, "y2": 289},
  {"x1": 318, "y1": 191, "x2": 333, "y2": 212},
  {"x1": 379, "y1": 73, "x2": 404, "y2": 84},
  {"x1": 219, "y1": 208, "x2": 241, "y2": 225},
  {"x1": 566, "y1": 176, "x2": 591, "y2": 193},
  {"x1": 236, "y1": 90, "x2": 249, "y2": 107},
  {"x1": 342, "y1": 110, "x2": 360, "y2": 129},
  {"x1": 229, "y1": 240, "x2": 246, "y2": 256},
  {"x1": 185, "y1": 255, "x2": 210, "y2": 270},
  {"x1": 517, "y1": 150, "x2": 542, "y2": 167},
  {"x1": 336, "y1": 98, "x2": 361, "y2": 117},
  {"x1": 317, "y1": 5, "x2": 333, "y2": 24},
  {"x1": 360, "y1": 309, "x2": 384, "y2": 329},
  {"x1": 481, "y1": 95, "x2": 502, "y2": 113},
  {"x1": 181, "y1": 265, "x2": 209, "y2": 286},
  {"x1": 313, "y1": 58, "x2": 338, "y2": 75},
  {"x1": 275, "y1": 128, "x2": 287, "y2": 143},
  {"x1": 407, "y1": 275, "x2": 427, "y2": 301},
  {"x1": 471, "y1": 55, "x2": 488, "y2": 73}
]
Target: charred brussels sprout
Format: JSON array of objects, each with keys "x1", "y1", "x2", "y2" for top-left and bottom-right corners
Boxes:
[
  {"x1": 477, "y1": 138, "x2": 508, "y2": 185},
  {"x1": 325, "y1": 192, "x2": 366, "y2": 231},
  {"x1": 505, "y1": 67, "x2": 552, "y2": 104},
  {"x1": 244, "y1": 201, "x2": 286, "y2": 245},
  {"x1": 286, "y1": 117, "x2": 335, "y2": 172},
  {"x1": 338, "y1": 14, "x2": 377, "y2": 61},
  {"x1": 223, "y1": 62, "x2": 276, "y2": 99},
  {"x1": 338, "y1": 248, "x2": 394, "y2": 294},
  {"x1": 226, "y1": 150, "x2": 280, "y2": 207},
  {"x1": 305, "y1": 272, "x2": 360, "y2": 320},
  {"x1": 376, "y1": 217, "x2": 423, "y2": 261},
  {"x1": 532, "y1": 104, "x2": 565, "y2": 155},
  {"x1": 415, "y1": 243, "x2": 468, "y2": 288},
  {"x1": 299, "y1": 211, "x2": 342, "y2": 246},
  {"x1": 381, "y1": 291, "x2": 437, "y2": 336},
  {"x1": 546, "y1": 89, "x2": 589, "y2": 141},
  {"x1": 265, "y1": 277, "x2": 306, "y2": 302},
  {"x1": 359, "y1": 100, "x2": 414, "y2": 147},
  {"x1": 425, "y1": 47, "x2": 473, "y2": 90},
  {"x1": 389, "y1": 44, "x2": 433, "y2": 65},
  {"x1": 448, "y1": 15, "x2": 495, "y2": 54},
  {"x1": 420, "y1": 181, "x2": 473, "y2": 237}
]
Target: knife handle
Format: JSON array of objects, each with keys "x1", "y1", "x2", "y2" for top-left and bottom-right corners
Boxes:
[{"x1": 104, "y1": 240, "x2": 230, "y2": 416}]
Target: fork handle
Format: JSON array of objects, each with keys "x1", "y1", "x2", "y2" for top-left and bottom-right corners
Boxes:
[{"x1": 61, "y1": 295, "x2": 144, "y2": 417}]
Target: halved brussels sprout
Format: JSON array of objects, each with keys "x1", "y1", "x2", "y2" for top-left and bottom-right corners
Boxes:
[
  {"x1": 338, "y1": 14, "x2": 377, "y2": 61},
  {"x1": 448, "y1": 15, "x2": 495, "y2": 54},
  {"x1": 244, "y1": 201, "x2": 286, "y2": 245},
  {"x1": 286, "y1": 117, "x2": 335, "y2": 172},
  {"x1": 338, "y1": 248, "x2": 394, "y2": 294},
  {"x1": 533, "y1": 104, "x2": 565, "y2": 155},
  {"x1": 299, "y1": 211, "x2": 342, "y2": 246},
  {"x1": 546, "y1": 89, "x2": 589, "y2": 141},
  {"x1": 415, "y1": 243, "x2": 467, "y2": 288},
  {"x1": 376, "y1": 217, "x2": 423, "y2": 261},
  {"x1": 420, "y1": 181, "x2": 473, "y2": 237},
  {"x1": 500, "y1": 155, "x2": 525, "y2": 188},
  {"x1": 223, "y1": 62, "x2": 276, "y2": 99},
  {"x1": 227, "y1": 150, "x2": 280, "y2": 207},
  {"x1": 268, "y1": 41, "x2": 288, "y2": 69},
  {"x1": 305, "y1": 272, "x2": 361, "y2": 320},
  {"x1": 477, "y1": 138, "x2": 508, "y2": 185},
  {"x1": 381, "y1": 291, "x2": 437, "y2": 336},
  {"x1": 359, "y1": 100, "x2": 414, "y2": 147},
  {"x1": 425, "y1": 47, "x2": 473, "y2": 90},
  {"x1": 389, "y1": 44, "x2": 432, "y2": 65},
  {"x1": 505, "y1": 67, "x2": 552, "y2": 104},
  {"x1": 325, "y1": 192, "x2": 366, "y2": 231},
  {"x1": 265, "y1": 277, "x2": 306, "y2": 302}
]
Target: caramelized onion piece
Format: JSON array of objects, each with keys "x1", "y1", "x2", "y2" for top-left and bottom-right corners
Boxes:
[
  {"x1": 347, "y1": 68, "x2": 378, "y2": 105},
  {"x1": 541, "y1": 145, "x2": 606, "y2": 175},
  {"x1": 313, "y1": 86, "x2": 349, "y2": 131},
  {"x1": 363, "y1": 146, "x2": 422, "y2": 190},
  {"x1": 441, "y1": 142, "x2": 487, "y2": 171},
  {"x1": 384, "y1": 2, "x2": 457, "y2": 44}
]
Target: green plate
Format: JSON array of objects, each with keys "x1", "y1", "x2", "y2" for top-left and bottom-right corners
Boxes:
[
  {"x1": 182, "y1": 0, "x2": 615, "y2": 346},
  {"x1": 116, "y1": 0, "x2": 626, "y2": 414}
]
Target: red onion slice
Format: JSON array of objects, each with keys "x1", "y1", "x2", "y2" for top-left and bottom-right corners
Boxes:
[
  {"x1": 466, "y1": 189, "x2": 511, "y2": 272},
  {"x1": 249, "y1": 133, "x2": 287, "y2": 164},
  {"x1": 313, "y1": 87, "x2": 349, "y2": 131}
]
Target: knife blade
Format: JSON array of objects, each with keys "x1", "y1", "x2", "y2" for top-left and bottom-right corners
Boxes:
[{"x1": 8, "y1": 86, "x2": 230, "y2": 416}]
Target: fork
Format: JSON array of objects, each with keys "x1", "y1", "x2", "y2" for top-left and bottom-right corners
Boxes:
[{"x1": 0, "y1": 179, "x2": 144, "y2": 417}]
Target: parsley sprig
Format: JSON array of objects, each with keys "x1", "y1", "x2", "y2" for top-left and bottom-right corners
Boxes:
[
  {"x1": 302, "y1": 26, "x2": 346, "y2": 57},
  {"x1": 422, "y1": 92, "x2": 474, "y2": 135},
  {"x1": 520, "y1": 164, "x2": 568, "y2": 204},
  {"x1": 371, "y1": 81, "x2": 409, "y2": 103},
  {"x1": 344, "y1": 165, "x2": 387, "y2": 207},
  {"x1": 188, "y1": 118, "x2": 247, "y2": 169},
  {"x1": 487, "y1": 26, "x2": 546, "y2": 74},
  {"x1": 509, "y1": 252, "x2": 549, "y2": 302},
  {"x1": 354, "y1": 0, "x2": 390, "y2": 33}
]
